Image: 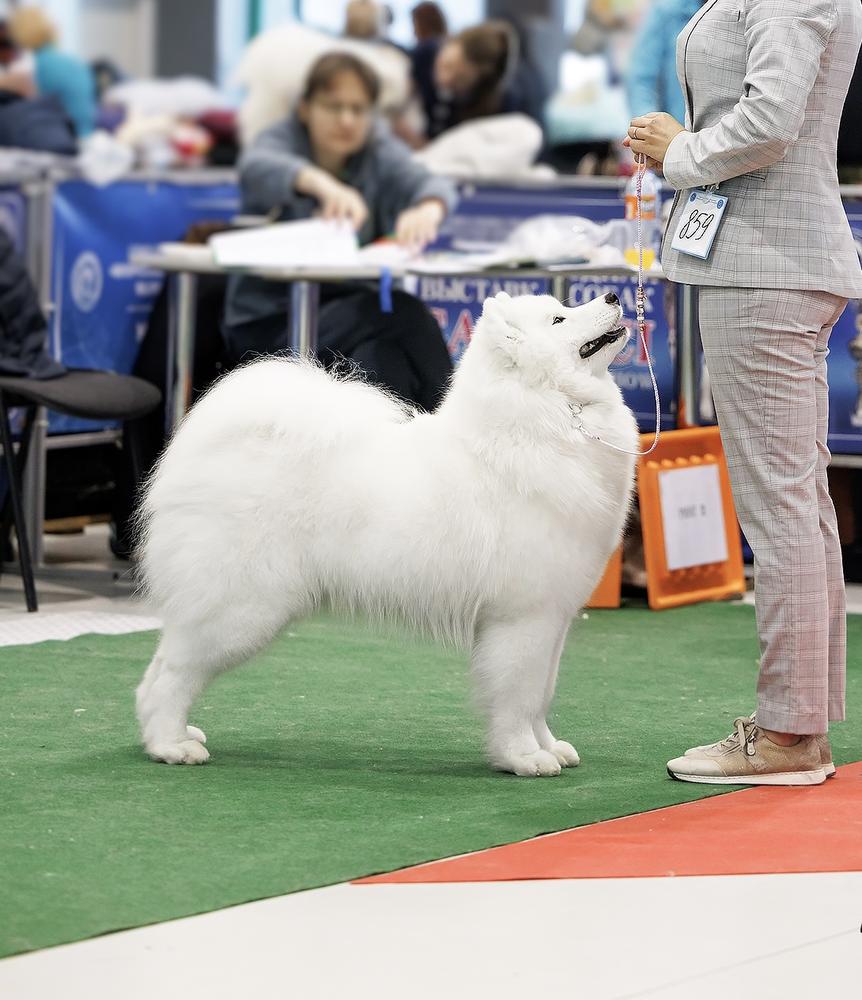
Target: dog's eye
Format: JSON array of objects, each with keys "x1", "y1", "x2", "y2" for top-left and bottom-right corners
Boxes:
[{"x1": 552, "y1": 316, "x2": 565, "y2": 325}]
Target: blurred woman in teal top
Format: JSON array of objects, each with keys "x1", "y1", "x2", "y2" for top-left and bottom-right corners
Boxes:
[
  {"x1": 626, "y1": 0, "x2": 704, "y2": 123},
  {"x1": 9, "y1": 7, "x2": 95, "y2": 138}
]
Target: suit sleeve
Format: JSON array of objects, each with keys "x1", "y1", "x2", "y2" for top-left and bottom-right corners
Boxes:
[{"x1": 663, "y1": 0, "x2": 837, "y2": 190}]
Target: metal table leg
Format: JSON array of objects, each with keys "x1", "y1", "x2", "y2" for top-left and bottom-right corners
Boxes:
[
  {"x1": 676, "y1": 283, "x2": 700, "y2": 429},
  {"x1": 289, "y1": 280, "x2": 320, "y2": 357},
  {"x1": 21, "y1": 406, "x2": 47, "y2": 567},
  {"x1": 551, "y1": 274, "x2": 569, "y2": 304},
  {"x1": 166, "y1": 270, "x2": 198, "y2": 434}
]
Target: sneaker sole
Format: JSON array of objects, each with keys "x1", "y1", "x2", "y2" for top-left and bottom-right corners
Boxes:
[
  {"x1": 825, "y1": 762, "x2": 836, "y2": 778},
  {"x1": 667, "y1": 766, "x2": 827, "y2": 786}
]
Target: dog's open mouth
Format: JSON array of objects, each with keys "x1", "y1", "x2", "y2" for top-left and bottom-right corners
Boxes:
[{"x1": 579, "y1": 327, "x2": 627, "y2": 359}]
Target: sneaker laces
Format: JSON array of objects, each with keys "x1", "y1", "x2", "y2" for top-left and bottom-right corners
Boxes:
[{"x1": 716, "y1": 714, "x2": 759, "y2": 757}]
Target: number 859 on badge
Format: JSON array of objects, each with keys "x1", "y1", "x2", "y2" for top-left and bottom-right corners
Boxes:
[{"x1": 670, "y1": 189, "x2": 729, "y2": 260}]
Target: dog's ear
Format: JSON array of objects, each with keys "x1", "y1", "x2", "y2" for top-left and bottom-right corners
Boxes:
[{"x1": 479, "y1": 295, "x2": 523, "y2": 365}]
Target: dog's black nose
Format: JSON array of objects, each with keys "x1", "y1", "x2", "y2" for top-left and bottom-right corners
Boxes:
[{"x1": 604, "y1": 292, "x2": 619, "y2": 305}]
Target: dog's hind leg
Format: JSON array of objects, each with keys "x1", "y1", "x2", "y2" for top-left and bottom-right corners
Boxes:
[
  {"x1": 532, "y1": 622, "x2": 580, "y2": 768},
  {"x1": 136, "y1": 602, "x2": 291, "y2": 764},
  {"x1": 471, "y1": 613, "x2": 569, "y2": 777}
]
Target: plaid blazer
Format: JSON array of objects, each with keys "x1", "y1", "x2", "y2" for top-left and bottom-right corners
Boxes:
[{"x1": 661, "y1": 0, "x2": 862, "y2": 298}]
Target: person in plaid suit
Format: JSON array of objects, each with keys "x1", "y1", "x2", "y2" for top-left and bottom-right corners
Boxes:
[{"x1": 626, "y1": 0, "x2": 862, "y2": 785}]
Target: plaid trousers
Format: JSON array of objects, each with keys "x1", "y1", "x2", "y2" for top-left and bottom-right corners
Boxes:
[{"x1": 698, "y1": 287, "x2": 848, "y2": 734}]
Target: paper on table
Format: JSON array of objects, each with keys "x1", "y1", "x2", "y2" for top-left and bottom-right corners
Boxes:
[
  {"x1": 156, "y1": 242, "x2": 216, "y2": 266},
  {"x1": 355, "y1": 241, "x2": 417, "y2": 268},
  {"x1": 209, "y1": 219, "x2": 360, "y2": 269}
]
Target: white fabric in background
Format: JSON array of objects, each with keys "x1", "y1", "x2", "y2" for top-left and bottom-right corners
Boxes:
[
  {"x1": 413, "y1": 114, "x2": 548, "y2": 180},
  {"x1": 104, "y1": 77, "x2": 230, "y2": 118}
]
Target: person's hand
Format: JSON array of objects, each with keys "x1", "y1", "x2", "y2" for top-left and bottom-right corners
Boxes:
[
  {"x1": 394, "y1": 199, "x2": 445, "y2": 251},
  {"x1": 623, "y1": 112, "x2": 686, "y2": 166},
  {"x1": 317, "y1": 177, "x2": 369, "y2": 230},
  {"x1": 633, "y1": 153, "x2": 665, "y2": 176},
  {"x1": 297, "y1": 167, "x2": 369, "y2": 231}
]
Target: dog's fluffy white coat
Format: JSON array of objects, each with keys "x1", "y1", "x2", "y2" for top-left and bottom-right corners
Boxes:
[{"x1": 136, "y1": 292, "x2": 637, "y2": 775}]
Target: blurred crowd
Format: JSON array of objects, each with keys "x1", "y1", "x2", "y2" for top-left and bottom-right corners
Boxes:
[{"x1": 0, "y1": 1, "x2": 858, "y2": 180}]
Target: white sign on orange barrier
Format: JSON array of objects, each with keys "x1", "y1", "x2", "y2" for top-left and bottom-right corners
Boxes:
[{"x1": 658, "y1": 464, "x2": 729, "y2": 571}]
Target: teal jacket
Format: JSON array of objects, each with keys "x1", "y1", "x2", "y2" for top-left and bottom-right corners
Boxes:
[
  {"x1": 626, "y1": 0, "x2": 704, "y2": 124},
  {"x1": 34, "y1": 45, "x2": 96, "y2": 138}
]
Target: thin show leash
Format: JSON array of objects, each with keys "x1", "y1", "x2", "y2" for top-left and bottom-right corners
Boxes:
[{"x1": 569, "y1": 153, "x2": 662, "y2": 458}]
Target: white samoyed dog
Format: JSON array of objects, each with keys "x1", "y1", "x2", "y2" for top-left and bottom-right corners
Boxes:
[{"x1": 135, "y1": 291, "x2": 638, "y2": 776}]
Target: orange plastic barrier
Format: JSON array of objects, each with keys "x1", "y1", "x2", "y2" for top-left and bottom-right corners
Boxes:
[
  {"x1": 587, "y1": 427, "x2": 745, "y2": 611},
  {"x1": 586, "y1": 546, "x2": 622, "y2": 608},
  {"x1": 638, "y1": 426, "x2": 744, "y2": 609}
]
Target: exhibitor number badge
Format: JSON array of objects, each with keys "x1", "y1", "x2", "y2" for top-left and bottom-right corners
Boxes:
[{"x1": 670, "y1": 189, "x2": 728, "y2": 260}]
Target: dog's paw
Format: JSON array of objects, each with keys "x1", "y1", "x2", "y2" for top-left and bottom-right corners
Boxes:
[
  {"x1": 186, "y1": 725, "x2": 207, "y2": 744},
  {"x1": 549, "y1": 740, "x2": 580, "y2": 767},
  {"x1": 496, "y1": 749, "x2": 562, "y2": 777},
  {"x1": 147, "y1": 739, "x2": 210, "y2": 765}
]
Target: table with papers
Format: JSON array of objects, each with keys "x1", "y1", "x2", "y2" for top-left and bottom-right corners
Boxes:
[{"x1": 131, "y1": 219, "x2": 663, "y2": 432}]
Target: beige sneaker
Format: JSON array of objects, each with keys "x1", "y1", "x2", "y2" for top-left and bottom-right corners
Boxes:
[
  {"x1": 817, "y1": 733, "x2": 836, "y2": 777},
  {"x1": 667, "y1": 716, "x2": 826, "y2": 786},
  {"x1": 686, "y1": 715, "x2": 836, "y2": 778}
]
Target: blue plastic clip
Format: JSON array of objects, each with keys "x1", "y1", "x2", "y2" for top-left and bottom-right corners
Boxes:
[{"x1": 379, "y1": 267, "x2": 393, "y2": 313}]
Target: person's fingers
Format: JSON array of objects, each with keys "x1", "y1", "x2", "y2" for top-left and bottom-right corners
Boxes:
[{"x1": 628, "y1": 123, "x2": 653, "y2": 141}]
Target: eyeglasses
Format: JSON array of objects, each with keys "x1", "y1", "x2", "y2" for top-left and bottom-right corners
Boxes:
[{"x1": 311, "y1": 99, "x2": 373, "y2": 120}]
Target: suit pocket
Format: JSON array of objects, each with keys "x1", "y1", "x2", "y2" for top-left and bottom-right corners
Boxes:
[
  {"x1": 711, "y1": 7, "x2": 741, "y2": 19},
  {"x1": 746, "y1": 168, "x2": 768, "y2": 180}
]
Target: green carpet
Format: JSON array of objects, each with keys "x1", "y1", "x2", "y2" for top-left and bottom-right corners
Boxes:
[{"x1": 2, "y1": 603, "x2": 860, "y2": 958}]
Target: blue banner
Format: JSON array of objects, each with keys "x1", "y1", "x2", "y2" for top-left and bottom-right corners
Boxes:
[
  {"x1": 826, "y1": 299, "x2": 862, "y2": 455},
  {"x1": 436, "y1": 182, "x2": 627, "y2": 250},
  {"x1": 409, "y1": 271, "x2": 675, "y2": 432},
  {"x1": 49, "y1": 178, "x2": 239, "y2": 432},
  {"x1": 560, "y1": 273, "x2": 676, "y2": 431},
  {"x1": 406, "y1": 273, "x2": 550, "y2": 362}
]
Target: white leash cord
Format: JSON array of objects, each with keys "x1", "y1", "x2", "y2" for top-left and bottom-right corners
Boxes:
[{"x1": 572, "y1": 153, "x2": 662, "y2": 458}]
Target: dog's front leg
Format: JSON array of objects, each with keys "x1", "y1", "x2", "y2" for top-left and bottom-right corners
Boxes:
[
  {"x1": 532, "y1": 622, "x2": 580, "y2": 768},
  {"x1": 471, "y1": 614, "x2": 569, "y2": 777}
]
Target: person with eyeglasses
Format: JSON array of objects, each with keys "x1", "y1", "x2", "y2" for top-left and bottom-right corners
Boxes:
[{"x1": 223, "y1": 51, "x2": 457, "y2": 412}]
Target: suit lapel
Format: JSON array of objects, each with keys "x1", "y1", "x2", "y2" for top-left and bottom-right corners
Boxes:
[{"x1": 678, "y1": 0, "x2": 722, "y2": 124}]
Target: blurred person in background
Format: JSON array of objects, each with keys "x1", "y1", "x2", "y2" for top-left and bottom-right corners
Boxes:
[
  {"x1": 571, "y1": 0, "x2": 648, "y2": 84},
  {"x1": 0, "y1": 19, "x2": 34, "y2": 96},
  {"x1": 344, "y1": 0, "x2": 385, "y2": 40},
  {"x1": 344, "y1": 1, "x2": 407, "y2": 55},
  {"x1": 7, "y1": 7, "x2": 95, "y2": 137},
  {"x1": 224, "y1": 51, "x2": 456, "y2": 412},
  {"x1": 410, "y1": 2, "x2": 448, "y2": 126},
  {"x1": 410, "y1": 19, "x2": 546, "y2": 144},
  {"x1": 412, "y1": 2, "x2": 448, "y2": 45},
  {"x1": 626, "y1": 1, "x2": 704, "y2": 123}
]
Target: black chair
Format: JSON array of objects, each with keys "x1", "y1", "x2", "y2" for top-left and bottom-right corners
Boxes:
[{"x1": 0, "y1": 369, "x2": 161, "y2": 612}]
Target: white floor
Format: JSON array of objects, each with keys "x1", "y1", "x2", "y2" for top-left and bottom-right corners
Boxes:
[
  {"x1": 2, "y1": 526, "x2": 861, "y2": 996},
  {"x1": 1, "y1": 873, "x2": 860, "y2": 999},
  {"x1": 0, "y1": 525, "x2": 158, "y2": 644}
]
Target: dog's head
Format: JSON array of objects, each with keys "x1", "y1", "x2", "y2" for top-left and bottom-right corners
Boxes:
[{"x1": 472, "y1": 290, "x2": 628, "y2": 388}]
